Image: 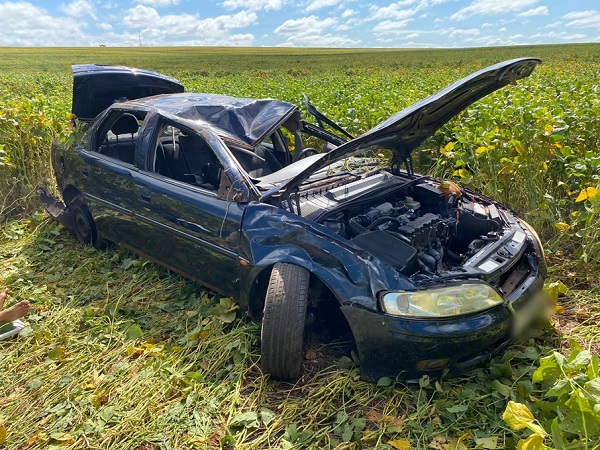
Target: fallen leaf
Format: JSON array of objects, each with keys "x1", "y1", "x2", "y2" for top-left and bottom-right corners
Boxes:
[
  {"x1": 474, "y1": 436, "x2": 498, "y2": 449},
  {"x1": 428, "y1": 435, "x2": 448, "y2": 449},
  {"x1": 502, "y1": 401, "x2": 534, "y2": 430},
  {"x1": 502, "y1": 401, "x2": 546, "y2": 436},
  {"x1": 389, "y1": 438, "x2": 411, "y2": 450},
  {"x1": 366, "y1": 409, "x2": 383, "y2": 422},
  {"x1": 0, "y1": 424, "x2": 6, "y2": 445}
]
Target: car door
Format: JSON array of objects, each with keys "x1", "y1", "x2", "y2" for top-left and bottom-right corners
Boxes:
[
  {"x1": 130, "y1": 118, "x2": 246, "y2": 296},
  {"x1": 73, "y1": 109, "x2": 147, "y2": 246}
]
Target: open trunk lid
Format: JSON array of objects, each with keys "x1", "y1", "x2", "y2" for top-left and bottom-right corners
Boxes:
[{"x1": 72, "y1": 64, "x2": 184, "y2": 121}]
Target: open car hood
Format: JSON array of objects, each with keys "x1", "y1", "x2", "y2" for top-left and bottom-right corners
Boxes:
[
  {"x1": 262, "y1": 58, "x2": 541, "y2": 200},
  {"x1": 72, "y1": 64, "x2": 184, "y2": 121}
]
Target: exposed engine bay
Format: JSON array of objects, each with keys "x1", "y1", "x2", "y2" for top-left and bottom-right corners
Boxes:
[{"x1": 297, "y1": 170, "x2": 530, "y2": 281}]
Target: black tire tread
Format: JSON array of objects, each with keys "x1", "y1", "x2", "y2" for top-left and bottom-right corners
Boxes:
[
  {"x1": 73, "y1": 204, "x2": 98, "y2": 246},
  {"x1": 261, "y1": 262, "x2": 309, "y2": 379}
]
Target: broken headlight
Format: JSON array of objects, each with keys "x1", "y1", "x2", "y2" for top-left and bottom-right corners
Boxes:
[{"x1": 381, "y1": 283, "x2": 503, "y2": 318}]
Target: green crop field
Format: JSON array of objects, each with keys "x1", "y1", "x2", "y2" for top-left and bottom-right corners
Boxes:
[{"x1": 1, "y1": 44, "x2": 600, "y2": 449}]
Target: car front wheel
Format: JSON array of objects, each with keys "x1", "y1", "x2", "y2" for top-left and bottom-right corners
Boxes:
[{"x1": 260, "y1": 262, "x2": 309, "y2": 379}]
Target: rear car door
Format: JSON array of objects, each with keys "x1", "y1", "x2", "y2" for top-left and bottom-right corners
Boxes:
[{"x1": 73, "y1": 109, "x2": 148, "y2": 246}]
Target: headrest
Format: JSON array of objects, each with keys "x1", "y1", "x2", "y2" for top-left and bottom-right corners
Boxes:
[{"x1": 111, "y1": 114, "x2": 139, "y2": 135}]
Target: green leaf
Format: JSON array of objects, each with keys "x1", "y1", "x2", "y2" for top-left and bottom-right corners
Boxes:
[
  {"x1": 532, "y1": 353, "x2": 563, "y2": 384},
  {"x1": 547, "y1": 379, "x2": 570, "y2": 399},
  {"x1": 377, "y1": 376, "x2": 392, "y2": 387},
  {"x1": 341, "y1": 424, "x2": 353, "y2": 442},
  {"x1": 126, "y1": 324, "x2": 144, "y2": 340},
  {"x1": 27, "y1": 377, "x2": 43, "y2": 390},
  {"x1": 260, "y1": 408, "x2": 276, "y2": 427},
  {"x1": 337, "y1": 356, "x2": 354, "y2": 370},
  {"x1": 566, "y1": 350, "x2": 592, "y2": 371},
  {"x1": 230, "y1": 411, "x2": 259, "y2": 429},
  {"x1": 218, "y1": 311, "x2": 237, "y2": 324},
  {"x1": 559, "y1": 411, "x2": 600, "y2": 437},
  {"x1": 336, "y1": 410, "x2": 348, "y2": 424},
  {"x1": 491, "y1": 380, "x2": 512, "y2": 397},
  {"x1": 446, "y1": 404, "x2": 468, "y2": 414},
  {"x1": 551, "y1": 418, "x2": 567, "y2": 450},
  {"x1": 353, "y1": 417, "x2": 366, "y2": 432},
  {"x1": 585, "y1": 377, "x2": 600, "y2": 397}
]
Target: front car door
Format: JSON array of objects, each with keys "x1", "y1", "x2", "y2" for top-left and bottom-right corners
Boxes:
[{"x1": 130, "y1": 116, "x2": 248, "y2": 296}]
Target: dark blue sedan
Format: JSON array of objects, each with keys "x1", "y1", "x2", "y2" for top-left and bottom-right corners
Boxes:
[{"x1": 42, "y1": 59, "x2": 546, "y2": 381}]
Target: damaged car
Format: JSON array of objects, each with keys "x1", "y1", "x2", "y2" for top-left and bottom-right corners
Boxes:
[{"x1": 42, "y1": 59, "x2": 546, "y2": 382}]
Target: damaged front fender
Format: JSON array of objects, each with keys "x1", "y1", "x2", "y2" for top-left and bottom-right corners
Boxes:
[{"x1": 238, "y1": 202, "x2": 416, "y2": 314}]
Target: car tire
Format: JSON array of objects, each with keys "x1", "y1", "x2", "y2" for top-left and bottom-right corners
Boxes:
[
  {"x1": 260, "y1": 262, "x2": 309, "y2": 380},
  {"x1": 72, "y1": 204, "x2": 98, "y2": 247}
]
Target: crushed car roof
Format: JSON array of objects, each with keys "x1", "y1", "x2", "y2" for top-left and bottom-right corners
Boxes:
[{"x1": 132, "y1": 93, "x2": 299, "y2": 148}]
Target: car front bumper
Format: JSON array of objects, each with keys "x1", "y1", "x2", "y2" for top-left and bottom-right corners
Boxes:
[{"x1": 341, "y1": 261, "x2": 545, "y2": 382}]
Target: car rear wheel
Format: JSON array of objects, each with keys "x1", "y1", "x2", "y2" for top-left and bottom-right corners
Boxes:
[
  {"x1": 260, "y1": 262, "x2": 309, "y2": 379},
  {"x1": 72, "y1": 204, "x2": 98, "y2": 246}
]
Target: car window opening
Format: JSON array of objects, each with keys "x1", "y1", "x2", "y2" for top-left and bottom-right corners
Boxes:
[
  {"x1": 97, "y1": 112, "x2": 145, "y2": 164},
  {"x1": 153, "y1": 124, "x2": 222, "y2": 191}
]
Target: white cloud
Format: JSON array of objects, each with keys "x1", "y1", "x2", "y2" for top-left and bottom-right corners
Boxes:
[
  {"x1": 121, "y1": 7, "x2": 257, "y2": 46},
  {"x1": 341, "y1": 9, "x2": 356, "y2": 18},
  {"x1": 373, "y1": 20, "x2": 413, "y2": 34},
  {"x1": 563, "y1": 10, "x2": 600, "y2": 29},
  {"x1": 517, "y1": 6, "x2": 548, "y2": 17},
  {"x1": 531, "y1": 30, "x2": 586, "y2": 40},
  {"x1": 97, "y1": 22, "x2": 112, "y2": 31},
  {"x1": 370, "y1": 4, "x2": 416, "y2": 21},
  {"x1": 443, "y1": 28, "x2": 480, "y2": 38},
  {"x1": 135, "y1": 0, "x2": 179, "y2": 7},
  {"x1": 405, "y1": 32, "x2": 419, "y2": 38},
  {"x1": 275, "y1": 15, "x2": 336, "y2": 35},
  {"x1": 481, "y1": 22, "x2": 493, "y2": 27},
  {"x1": 306, "y1": 0, "x2": 342, "y2": 12},
  {"x1": 275, "y1": 15, "x2": 359, "y2": 46},
  {"x1": 545, "y1": 21, "x2": 562, "y2": 28},
  {"x1": 60, "y1": 0, "x2": 96, "y2": 19},
  {"x1": 122, "y1": 5, "x2": 160, "y2": 28},
  {"x1": 0, "y1": 1, "x2": 87, "y2": 46},
  {"x1": 221, "y1": 0, "x2": 283, "y2": 11},
  {"x1": 451, "y1": 0, "x2": 539, "y2": 20}
]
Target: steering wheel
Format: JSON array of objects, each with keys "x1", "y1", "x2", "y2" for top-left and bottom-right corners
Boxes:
[{"x1": 294, "y1": 147, "x2": 318, "y2": 161}]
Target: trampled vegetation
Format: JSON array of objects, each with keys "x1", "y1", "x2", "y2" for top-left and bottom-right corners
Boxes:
[{"x1": 1, "y1": 44, "x2": 600, "y2": 449}]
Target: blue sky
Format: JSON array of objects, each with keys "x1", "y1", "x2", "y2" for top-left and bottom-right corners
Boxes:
[{"x1": 0, "y1": 0, "x2": 598, "y2": 47}]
